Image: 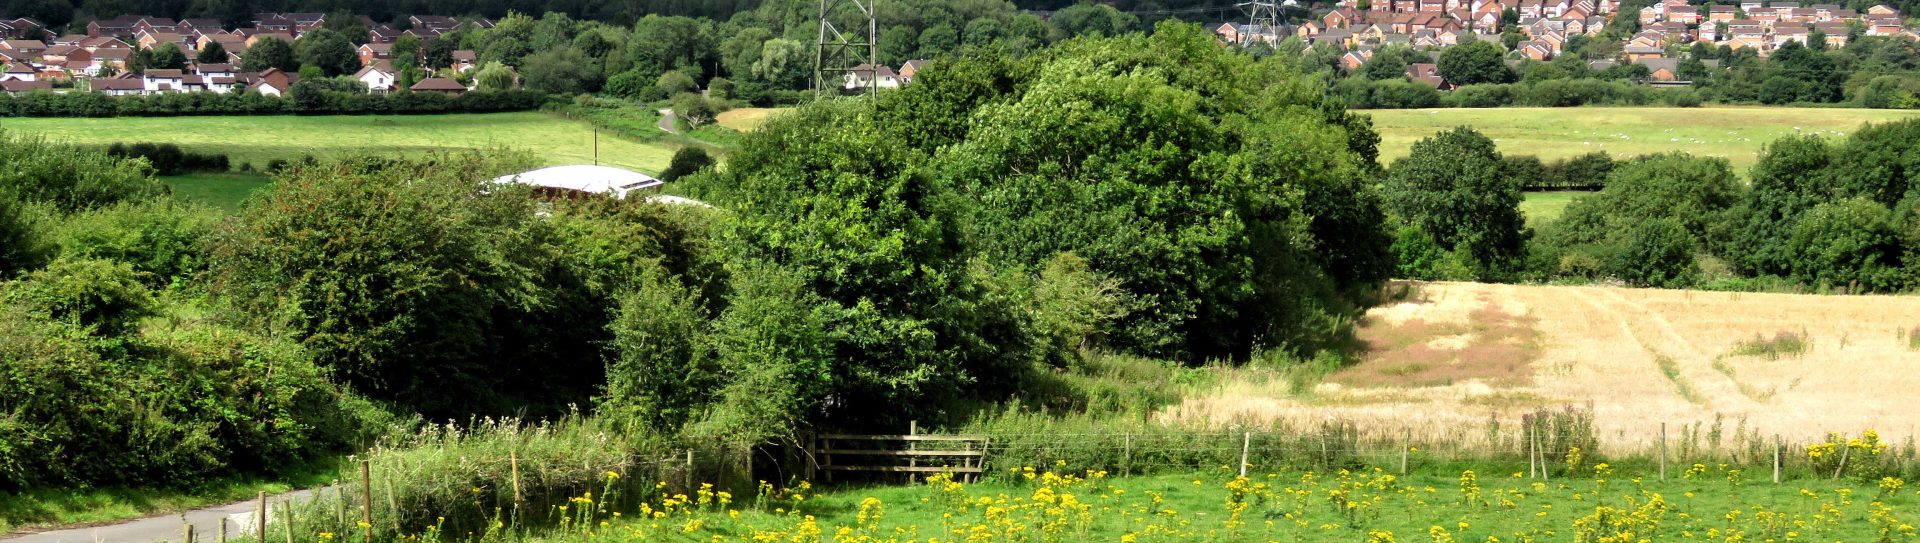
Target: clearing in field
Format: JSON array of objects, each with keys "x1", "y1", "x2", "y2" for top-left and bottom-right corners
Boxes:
[
  {"x1": 0, "y1": 112, "x2": 678, "y2": 174},
  {"x1": 1363, "y1": 106, "x2": 1920, "y2": 174},
  {"x1": 715, "y1": 107, "x2": 786, "y2": 132},
  {"x1": 1163, "y1": 281, "x2": 1920, "y2": 447}
]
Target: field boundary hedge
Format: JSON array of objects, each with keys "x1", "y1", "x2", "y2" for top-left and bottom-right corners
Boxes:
[{"x1": 0, "y1": 89, "x2": 551, "y2": 117}]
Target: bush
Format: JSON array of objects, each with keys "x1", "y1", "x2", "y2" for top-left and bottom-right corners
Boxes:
[
  {"x1": 0, "y1": 130, "x2": 164, "y2": 211},
  {"x1": 0, "y1": 89, "x2": 547, "y2": 117},
  {"x1": 1786, "y1": 197, "x2": 1906, "y2": 291},
  {"x1": 105, "y1": 142, "x2": 230, "y2": 175},
  {"x1": 3, "y1": 257, "x2": 155, "y2": 337},
  {"x1": 53, "y1": 199, "x2": 221, "y2": 287},
  {"x1": 659, "y1": 146, "x2": 715, "y2": 182},
  {"x1": 1607, "y1": 218, "x2": 1698, "y2": 288}
]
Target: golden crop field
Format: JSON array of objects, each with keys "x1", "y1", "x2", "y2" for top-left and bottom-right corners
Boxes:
[
  {"x1": 1363, "y1": 106, "x2": 1920, "y2": 174},
  {"x1": 1162, "y1": 282, "x2": 1920, "y2": 448}
]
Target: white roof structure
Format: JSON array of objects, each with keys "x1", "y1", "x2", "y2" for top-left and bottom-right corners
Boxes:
[
  {"x1": 491, "y1": 165, "x2": 663, "y2": 199},
  {"x1": 643, "y1": 194, "x2": 714, "y2": 208}
]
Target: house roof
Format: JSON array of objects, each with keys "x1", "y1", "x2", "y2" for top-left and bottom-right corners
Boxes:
[
  {"x1": 1, "y1": 79, "x2": 51, "y2": 92},
  {"x1": 451, "y1": 50, "x2": 477, "y2": 61},
  {"x1": 1, "y1": 39, "x2": 46, "y2": 50},
  {"x1": 93, "y1": 78, "x2": 143, "y2": 90},
  {"x1": 491, "y1": 165, "x2": 664, "y2": 199},
  {"x1": 196, "y1": 63, "x2": 235, "y2": 72},
  {"x1": 144, "y1": 69, "x2": 185, "y2": 78},
  {"x1": 411, "y1": 77, "x2": 465, "y2": 91},
  {"x1": 3, "y1": 62, "x2": 33, "y2": 73},
  {"x1": 354, "y1": 61, "x2": 395, "y2": 77}
]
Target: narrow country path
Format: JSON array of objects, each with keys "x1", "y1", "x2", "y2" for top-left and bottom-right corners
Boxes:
[
  {"x1": 1, "y1": 488, "x2": 326, "y2": 543},
  {"x1": 658, "y1": 108, "x2": 678, "y2": 134}
]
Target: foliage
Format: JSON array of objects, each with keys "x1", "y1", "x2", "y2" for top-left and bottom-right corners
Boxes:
[
  {"x1": 240, "y1": 37, "x2": 296, "y2": 72},
  {"x1": 0, "y1": 130, "x2": 164, "y2": 212},
  {"x1": 294, "y1": 28, "x2": 359, "y2": 77},
  {"x1": 521, "y1": 46, "x2": 603, "y2": 95},
  {"x1": 0, "y1": 88, "x2": 549, "y2": 117},
  {"x1": 1384, "y1": 127, "x2": 1529, "y2": 280},
  {"x1": 1607, "y1": 218, "x2": 1698, "y2": 288},
  {"x1": 0, "y1": 191, "x2": 49, "y2": 276},
  {"x1": 660, "y1": 146, "x2": 715, "y2": 182},
  {"x1": 671, "y1": 92, "x2": 717, "y2": 129},
  {"x1": 105, "y1": 142, "x2": 231, "y2": 176},
  {"x1": 1786, "y1": 197, "x2": 1906, "y2": 291},
  {"x1": 51, "y1": 199, "x2": 221, "y2": 288},
  {"x1": 1437, "y1": 39, "x2": 1514, "y2": 86}
]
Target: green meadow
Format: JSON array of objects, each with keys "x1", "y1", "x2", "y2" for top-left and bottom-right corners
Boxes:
[{"x1": 0, "y1": 112, "x2": 678, "y2": 175}]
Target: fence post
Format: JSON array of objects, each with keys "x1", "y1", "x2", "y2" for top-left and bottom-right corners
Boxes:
[
  {"x1": 219, "y1": 517, "x2": 227, "y2": 543},
  {"x1": 686, "y1": 449, "x2": 696, "y2": 489},
  {"x1": 1122, "y1": 434, "x2": 1132, "y2": 477},
  {"x1": 1526, "y1": 420, "x2": 1536, "y2": 479},
  {"x1": 1773, "y1": 439, "x2": 1783, "y2": 484},
  {"x1": 510, "y1": 451, "x2": 522, "y2": 528},
  {"x1": 1239, "y1": 432, "x2": 1251, "y2": 477},
  {"x1": 182, "y1": 522, "x2": 194, "y2": 543},
  {"x1": 909, "y1": 421, "x2": 920, "y2": 482},
  {"x1": 1659, "y1": 422, "x2": 1668, "y2": 482},
  {"x1": 1536, "y1": 431, "x2": 1549, "y2": 483},
  {"x1": 361, "y1": 460, "x2": 374, "y2": 543},
  {"x1": 256, "y1": 491, "x2": 266, "y2": 543},
  {"x1": 1399, "y1": 429, "x2": 1410, "y2": 476},
  {"x1": 282, "y1": 500, "x2": 293, "y2": 543}
]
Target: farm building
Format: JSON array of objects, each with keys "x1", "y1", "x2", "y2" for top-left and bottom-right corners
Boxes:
[{"x1": 491, "y1": 164, "x2": 664, "y2": 200}]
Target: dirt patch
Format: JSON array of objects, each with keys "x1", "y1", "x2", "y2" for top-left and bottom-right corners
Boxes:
[{"x1": 1329, "y1": 295, "x2": 1542, "y2": 388}]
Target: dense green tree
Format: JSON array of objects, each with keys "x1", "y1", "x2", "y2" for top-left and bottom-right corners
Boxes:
[
  {"x1": 391, "y1": 34, "x2": 423, "y2": 72},
  {"x1": 148, "y1": 44, "x2": 189, "y2": 70},
  {"x1": 196, "y1": 41, "x2": 229, "y2": 64},
  {"x1": 670, "y1": 92, "x2": 716, "y2": 128},
  {"x1": 1384, "y1": 127, "x2": 1529, "y2": 279},
  {"x1": 1050, "y1": 2, "x2": 1136, "y2": 37},
  {"x1": 1728, "y1": 135, "x2": 1835, "y2": 275},
  {"x1": 1562, "y1": 153, "x2": 1742, "y2": 244},
  {"x1": 295, "y1": 28, "x2": 359, "y2": 77},
  {"x1": 321, "y1": 9, "x2": 366, "y2": 44},
  {"x1": 1437, "y1": 39, "x2": 1513, "y2": 86},
  {"x1": 659, "y1": 147, "x2": 715, "y2": 182},
  {"x1": 1786, "y1": 197, "x2": 1906, "y2": 291},
  {"x1": 628, "y1": 14, "x2": 714, "y2": 80},
  {"x1": 720, "y1": 26, "x2": 773, "y2": 78},
  {"x1": 475, "y1": 11, "x2": 536, "y2": 66},
  {"x1": 917, "y1": 23, "x2": 960, "y2": 58},
  {"x1": 748, "y1": 38, "x2": 809, "y2": 89},
  {"x1": 520, "y1": 46, "x2": 600, "y2": 94},
  {"x1": 1825, "y1": 118, "x2": 1920, "y2": 208},
  {"x1": 1360, "y1": 45, "x2": 1415, "y2": 80},
  {"x1": 878, "y1": 25, "x2": 919, "y2": 65},
  {"x1": 962, "y1": 17, "x2": 1004, "y2": 47},
  {"x1": 424, "y1": 35, "x2": 458, "y2": 70},
  {"x1": 0, "y1": 190, "x2": 47, "y2": 276},
  {"x1": 474, "y1": 61, "x2": 516, "y2": 91},
  {"x1": 1607, "y1": 218, "x2": 1698, "y2": 288}
]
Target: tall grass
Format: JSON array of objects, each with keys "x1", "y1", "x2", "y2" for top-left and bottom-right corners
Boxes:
[
  {"x1": 1730, "y1": 330, "x2": 1810, "y2": 359},
  {"x1": 287, "y1": 414, "x2": 687, "y2": 541}
]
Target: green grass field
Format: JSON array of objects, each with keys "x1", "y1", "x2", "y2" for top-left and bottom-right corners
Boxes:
[
  {"x1": 0, "y1": 112, "x2": 678, "y2": 174},
  {"x1": 502, "y1": 467, "x2": 1919, "y2": 543},
  {"x1": 1519, "y1": 190, "x2": 1588, "y2": 225},
  {"x1": 1364, "y1": 106, "x2": 1920, "y2": 175},
  {"x1": 163, "y1": 172, "x2": 273, "y2": 212}
]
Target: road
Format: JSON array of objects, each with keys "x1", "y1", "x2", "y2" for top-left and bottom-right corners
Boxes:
[
  {"x1": 658, "y1": 108, "x2": 678, "y2": 134},
  {"x1": 1, "y1": 488, "x2": 326, "y2": 543}
]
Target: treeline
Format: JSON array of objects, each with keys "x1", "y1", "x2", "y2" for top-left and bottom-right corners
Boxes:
[
  {"x1": 1387, "y1": 124, "x2": 1920, "y2": 291},
  {"x1": 0, "y1": 88, "x2": 547, "y2": 117}
]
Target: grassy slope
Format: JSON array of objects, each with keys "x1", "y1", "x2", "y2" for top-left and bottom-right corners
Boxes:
[
  {"x1": 0, "y1": 112, "x2": 677, "y2": 174},
  {"x1": 1364, "y1": 106, "x2": 1920, "y2": 174}
]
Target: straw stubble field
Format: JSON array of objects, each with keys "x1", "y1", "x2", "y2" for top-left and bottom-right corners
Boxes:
[{"x1": 1162, "y1": 282, "x2": 1920, "y2": 449}]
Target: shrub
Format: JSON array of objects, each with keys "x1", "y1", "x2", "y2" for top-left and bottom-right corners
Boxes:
[
  {"x1": 659, "y1": 146, "x2": 715, "y2": 182},
  {"x1": 3, "y1": 257, "x2": 155, "y2": 337},
  {"x1": 0, "y1": 130, "x2": 164, "y2": 211},
  {"x1": 52, "y1": 199, "x2": 221, "y2": 288},
  {"x1": 1785, "y1": 197, "x2": 1906, "y2": 292},
  {"x1": 1730, "y1": 330, "x2": 1809, "y2": 359},
  {"x1": 105, "y1": 142, "x2": 230, "y2": 175},
  {"x1": 1607, "y1": 218, "x2": 1698, "y2": 288}
]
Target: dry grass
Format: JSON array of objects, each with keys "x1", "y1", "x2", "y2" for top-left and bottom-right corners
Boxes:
[
  {"x1": 1160, "y1": 281, "x2": 1920, "y2": 449},
  {"x1": 715, "y1": 108, "x2": 787, "y2": 132}
]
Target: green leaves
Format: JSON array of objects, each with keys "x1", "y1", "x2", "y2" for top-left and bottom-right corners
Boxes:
[{"x1": 1385, "y1": 127, "x2": 1530, "y2": 281}]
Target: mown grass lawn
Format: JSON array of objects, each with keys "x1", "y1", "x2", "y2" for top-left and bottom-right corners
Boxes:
[
  {"x1": 0, "y1": 112, "x2": 678, "y2": 174},
  {"x1": 1363, "y1": 106, "x2": 1920, "y2": 175}
]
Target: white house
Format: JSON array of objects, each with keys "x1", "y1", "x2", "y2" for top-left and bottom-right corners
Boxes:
[
  {"x1": 354, "y1": 62, "x2": 396, "y2": 92},
  {"x1": 142, "y1": 68, "x2": 186, "y2": 92},
  {"x1": 1, "y1": 62, "x2": 34, "y2": 82},
  {"x1": 842, "y1": 63, "x2": 901, "y2": 90}
]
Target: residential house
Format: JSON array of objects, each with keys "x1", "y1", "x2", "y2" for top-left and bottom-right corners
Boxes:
[
  {"x1": 1296, "y1": 20, "x2": 1325, "y2": 37},
  {"x1": 1, "y1": 78, "x2": 50, "y2": 94},
  {"x1": 1, "y1": 62, "x2": 34, "y2": 81},
  {"x1": 246, "y1": 32, "x2": 294, "y2": 47},
  {"x1": 898, "y1": 59, "x2": 929, "y2": 83},
  {"x1": 87, "y1": 15, "x2": 146, "y2": 37},
  {"x1": 355, "y1": 62, "x2": 397, "y2": 91},
  {"x1": 1624, "y1": 44, "x2": 1664, "y2": 61},
  {"x1": 93, "y1": 75, "x2": 144, "y2": 94},
  {"x1": 1774, "y1": 23, "x2": 1810, "y2": 45},
  {"x1": 843, "y1": 63, "x2": 900, "y2": 89},
  {"x1": 452, "y1": 50, "x2": 478, "y2": 72},
  {"x1": 92, "y1": 48, "x2": 131, "y2": 71},
  {"x1": 368, "y1": 25, "x2": 403, "y2": 43},
  {"x1": 244, "y1": 68, "x2": 293, "y2": 95},
  {"x1": 1, "y1": 39, "x2": 46, "y2": 55},
  {"x1": 39, "y1": 45, "x2": 91, "y2": 72},
  {"x1": 357, "y1": 42, "x2": 392, "y2": 66},
  {"x1": 0, "y1": 17, "x2": 47, "y2": 40},
  {"x1": 1519, "y1": 40, "x2": 1553, "y2": 59},
  {"x1": 1339, "y1": 49, "x2": 1371, "y2": 71},
  {"x1": 1710, "y1": 5, "x2": 1738, "y2": 20},
  {"x1": 142, "y1": 68, "x2": 187, "y2": 91},
  {"x1": 136, "y1": 31, "x2": 186, "y2": 52},
  {"x1": 411, "y1": 76, "x2": 466, "y2": 95},
  {"x1": 1407, "y1": 62, "x2": 1444, "y2": 88},
  {"x1": 197, "y1": 63, "x2": 236, "y2": 78},
  {"x1": 1868, "y1": 4, "x2": 1898, "y2": 16},
  {"x1": 409, "y1": 15, "x2": 462, "y2": 33}
]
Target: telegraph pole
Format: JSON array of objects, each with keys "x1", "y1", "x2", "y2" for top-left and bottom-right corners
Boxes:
[{"x1": 814, "y1": 0, "x2": 878, "y2": 98}]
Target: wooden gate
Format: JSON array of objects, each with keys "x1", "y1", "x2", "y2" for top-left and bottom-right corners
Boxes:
[{"x1": 808, "y1": 432, "x2": 990, "y2": 482}]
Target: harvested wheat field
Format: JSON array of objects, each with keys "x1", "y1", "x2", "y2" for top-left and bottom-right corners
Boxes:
[{"x1": 1160, "y1": 281, "x2": 1920, "y2": 449}]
